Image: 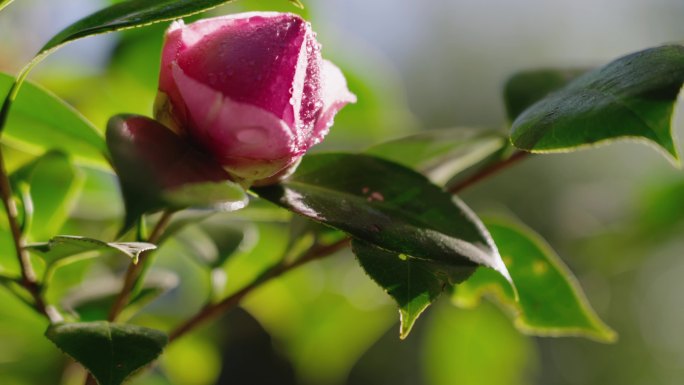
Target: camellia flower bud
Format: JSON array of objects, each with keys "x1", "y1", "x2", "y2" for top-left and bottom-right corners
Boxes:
[{"x1": 155, "y1": 12, "x2": 356, "y2": 182}]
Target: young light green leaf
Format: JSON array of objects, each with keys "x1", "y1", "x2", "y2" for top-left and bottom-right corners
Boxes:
[
  {"x1": 0, "y1": 0, "x2": 14, "y2": 12},
  {"x1": 46, "y1": 321, "x2": 167, "y2": 385},
  {"x1": 254, "y1": 153, "x2": 511, "y2": 283},
  {"x1": 0, "y1": 73, "x2": 107, "y2": 167},
  {"x1": 27, "y1": 235, "x2": 156, "y2": 265},
  {"x1": 366, "y1": 128, "x2": 507, "y2": 185},
  {"x1": 353, "y1": 240, "x2": 473, "y2": 338},
  {"x1": 11, "y1": 151, "x2": 85, "y2": 241},
  {"x1": 453, "y1": 217, "x2": 616, "y2": 342},
  {"x1": 288, "y1": 0, "x2": 305, "y2": 8},
  {"x1": 510, "y1": 45, "x2": 684, "y2": 163},
  {"x1": 504, "y1": 68, "x2": 586, "y2": 122}
]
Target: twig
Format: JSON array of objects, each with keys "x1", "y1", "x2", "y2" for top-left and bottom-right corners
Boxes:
[
  {"x1": 107, "y1": 210, "x2": 174, "y2": 322},
  {"x1": 0, "y1": 147, "x2": 57, "y2": 322},
  {"x1": 168, "y1": 237, "x2": 350, "y2": 342},
  {"x1": 446, "y1": 151, "x2": 530, "y2": 194},
  {"x1": 166, "y1": 152, "x2": 533, "y2": 341}
]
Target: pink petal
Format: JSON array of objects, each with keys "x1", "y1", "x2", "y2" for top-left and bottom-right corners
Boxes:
[
  {"x1": 309, "y1": 60, "x2": 357, "y2": 147},
  {"x1": 175, "y1": 13, "x2": 310, "y2": 126},
  {"x1": 172, "y1": 64, "x2": 300, "y2": 179}
]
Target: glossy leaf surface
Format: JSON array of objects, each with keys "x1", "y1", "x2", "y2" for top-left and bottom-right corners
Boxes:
[
  {"x1": 46, "y1": 321, "x2": 167, "y2": 385},
  {"x1": 366, "y1": 128, "x2": 507, "y2": 185},
  {"x1": 454, "y1": 218, "x2": 616, "y2": 342},
  {"x1": 254, "y1": 153, "x2": 510, "y2": 281},
  {"x1": 504, "y1": 68, "x2": 586, "y2": 122},
  {"x1": 510, "y1": 45, "x2": 684, "y2": 162}
]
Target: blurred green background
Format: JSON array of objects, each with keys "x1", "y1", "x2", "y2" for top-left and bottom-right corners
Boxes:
[{"x1": 1, "y1": 0, "x2": 684, "y2": 384}]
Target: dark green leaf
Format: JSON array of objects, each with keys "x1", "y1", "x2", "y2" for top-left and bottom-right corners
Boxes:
[
  {"x1": 353, "y1": 240, "x2": 473, "y2": 338},
  {"x1": 106, "y1": 115, "x2": 246, "y2": 231},
  {"x1": 504, "y1": 68, "x2": 586, "y2": 122},
  {"x1": 28, "y1": 235, "x2": 156, "y2": 265},
  {"x1": 0, "y1": 73, "x2": 107, "y2": 167},
  {"x1": 454, "y1": 218, "x2": 616, "y2": 342},
  {"x1": 11, "y1": 151, "x2": 85, "y2": 241},
  {"x1": 366, "y1": 128, "x2": 507, "y2": 185},
  {"x1": 46, "y1": 321, "x2": 167, "y2": 385},
  {"x1": 510, "y1": 45, "x2": 684, "y2": 162},
  {"x1": 254, "y1": 153, "x2": 510, "y2": 280}
]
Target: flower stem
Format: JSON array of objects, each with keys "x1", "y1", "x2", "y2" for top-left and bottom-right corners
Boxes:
[
  {"x1": 107, "y1": 210, "x2": 174, "y2": 322},
  {"x1": 167, "y1": 150, "x2": 533, "y2": 341},
  {"x1": 0, "y1": 146, "x2": 58, "y2": 322},
  {"x1": 446, "y1": 150, "x2": 530, "y2": 194}
]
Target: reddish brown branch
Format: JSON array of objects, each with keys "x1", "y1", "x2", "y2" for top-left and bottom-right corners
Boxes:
[
  {"x1": 168, "y1": 238, "x2": 350, "y2": 342},
  {"x1": 446, "y1": 151, "x2": 530, "y2": 194},
  {"x1": 107, "y1": 210, "x2": 174, "y2": 321},
  {"x1": 0, "y1": 147, "x2": 58, "y2": 321}
]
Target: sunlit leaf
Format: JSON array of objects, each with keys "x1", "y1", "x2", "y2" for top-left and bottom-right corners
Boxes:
[
  {"x1": 46, "y1": 321, "x2": 167, "y2": 385},
  {"x1": 510, "y1": 45, "x2": 684, "y2": 163},
  {"x1": 0, "y1": 73, "x2": 107, "y2": 167},
  {"x1": 504, "y1": 68, "x2": 586, "y2": 122},
  {"x1": 454, "y1": 217, "x2": 616, "y2": 342},
  {"x1": 366, "y1": 128, "x2": 507, "y2": 185},
  {"x1": 28, "y1": 235, "x2": 156, "y2": 266},
  {"x1": 353, "y1": 240, "x2": 472, "y2": 338}
]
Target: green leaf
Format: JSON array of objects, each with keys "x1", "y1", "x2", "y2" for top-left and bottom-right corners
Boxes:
[
  {"x1": 0, "y1": 73, "x2": 107, "y2": 167},
  {"x1": 504, "y1": 68, "x2": 586, "y2": 122},
  {"x1": 0, "y1": 0, "x2": 244, "y2": 139},
  {"x1": 366, "y1": 128, "x2": 507, "y2": 185},
  {"x1": 510, "y1": 45, "x2": 684, "y2": 162},
  {"x1": 27, "y1": 235, "x2": 156, "y2": 266},
  {"x1": 163, "y1": 182, "x2": 248, "y2": 213},
  {"x1": 353, "y1": 240, "x2": 473, "y2": 338},
  {"x1": 46, "y1": 321, "x2": 167, "y2": 385},
  {"x1": 106, "y1": 115, "x2": 247, "y2": 231},
  {"x1": 454, "y1": 217, "x2": 616, "y2": 342},
  {"x1": 288, "y1": 0, "x2": 305, "y2": 8},
  {"x1": 254, "y1": 153, "x2": 510, "y2": 281},
  {"x1": 11, "y1": 151, "x2": 85, "y2": 241},
  {"x1": 0, "y1": 0, "x2": 14, "y2": 12}
]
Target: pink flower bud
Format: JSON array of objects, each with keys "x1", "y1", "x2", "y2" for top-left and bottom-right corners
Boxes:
[{"x1": 155, "y1": 12, "x2": 356, "y2": 182}]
